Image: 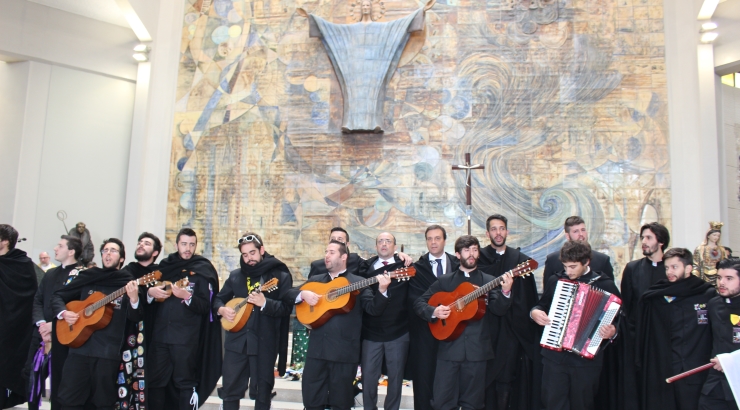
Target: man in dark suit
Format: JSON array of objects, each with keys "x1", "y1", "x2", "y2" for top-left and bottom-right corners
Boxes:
[
  {"x1": 358, "y1": 232, "x2": 410, "y2": 410},
  {"x1": 415, "y1": 235, "x2": 514, "y2": 410},
  {"x1": 408, "y1": 225, "x2": 459, "y2": 410},
  {"x1": 542, "y1": 216, "x2": 613, "y2": 288},
  {"x1": 293, "y1": 240, "x2": 391, "y2": 410}
]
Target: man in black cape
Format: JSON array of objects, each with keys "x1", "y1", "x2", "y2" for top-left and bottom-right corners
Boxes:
[
  {"x1": 408, "y1": 225, "x2": 459, "y2": 410},
  {"x1": 214, "y1": 232, "x2": 293, "y2": 410},
  {"x1": 25, "y1": 235, "x2": 85, "y2": 410},
  {"x1": 635, "y1": 247, "x2": 715, "y2": 410},
  {"x1": 619, "y1": 222, "x2": 670, "y2": 410},
  {"x1": 477, "y1": 215, "x2": 539, "y2": 410},
  {"x1": 116, "y1": 232, "x2": 162, "y2": 410},
  {"x1": 145, "y1": 228, "x2": 221, "y2": 409},
  {"x1": 52, "y1": 238, "x2": 142, "y2": 409},
  {"x1": 0, "y1": 224, "x2": 38, "y2": 408},
  {"x1": 699, "y1": 257, "x2": 740, "y2": 410}
]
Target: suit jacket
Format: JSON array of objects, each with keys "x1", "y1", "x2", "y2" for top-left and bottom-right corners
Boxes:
[
  {"x1": 542, "y1": 249, "x2": 613, "y2": 289},
  {"x1": 33, "y1": 264, "x2": 81, "y2": 323},
  {"x1": 414, "y1": 269, "x2": 512, "y2": 362},
  {"x1": 308, "y1": 252, "x2": 363, "y2": 278},
  {"x1": 289, "y1": 271, "x2": 390, "y2": 363},
  {"x1": 214, "y1": 267, "x2": 293, "y2": 355}
]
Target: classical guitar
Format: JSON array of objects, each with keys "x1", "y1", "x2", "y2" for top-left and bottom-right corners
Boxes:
[
  {"x1": 428, "y1": 259, "x2": 538, "y2": 341},
  {"x1": 154, "y1": 276, "x2": 190, "y2": 302},
  {"x1": 56, "y1": 271, "x2": 161, "y2": 348},
  {"x1": 221, "y1": 278, "x2": 279, "y2": 333},
  {"x1": 296, "y1": 266, "x2": 416, "y2": 329}
]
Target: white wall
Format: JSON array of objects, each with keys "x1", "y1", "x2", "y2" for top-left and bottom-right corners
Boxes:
[
  {"x1": 719, "y1": 83, "x2": 740, "y2": 252},
  {"x1": 0, "y1": 62, "x2": 30, "y2": 223}
]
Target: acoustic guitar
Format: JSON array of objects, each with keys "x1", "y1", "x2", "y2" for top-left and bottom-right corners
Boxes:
[
  {"x1": 57, "y1": 271, "x2": 161, "y2": 348},
  {"x1": 154, "y1": 277, "x2": 190, "y2": 302},
  {"x1": 296, "y1": 266, "x2": 416, "y2": 329},
  {"x1": 221, "y1": 278, "x2": 279, "y2": 333},
  {"x1": 428, "y1": 259, "x2": 538, "y2": 341}
]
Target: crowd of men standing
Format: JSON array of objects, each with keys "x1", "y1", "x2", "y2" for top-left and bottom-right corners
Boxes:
[{"x1": 1, "y1": 214, "x2": 740, "y2": 410}]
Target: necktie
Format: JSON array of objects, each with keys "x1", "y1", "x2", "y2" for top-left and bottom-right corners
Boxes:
[
  {"x1": 436, "y1": 259, "x2": 443, "y2": 277},
  {"x1": 382, "y1": 261, "x2": 388, "y2": 266}
]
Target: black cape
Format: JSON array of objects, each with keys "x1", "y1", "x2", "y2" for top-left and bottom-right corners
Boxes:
[
  {"x1": 156, "y1": 253, "x2": 222, "y2": 407},
  {"x1": 0, "y1": 248, "x2": 38, "y2": 407},
  {"x1": 635, "y1": 276, "x2": 715, "y2": 410}
]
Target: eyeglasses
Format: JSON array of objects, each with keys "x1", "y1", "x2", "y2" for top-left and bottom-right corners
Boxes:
[
  {"x1": 238, "y1": 235, "x2": 262, "y2": 246},
  {"x1": 101, "y1": 248, "x2": 120, "y2": 254},
  {"x1": 377, "y1": 239, "x2": 393, "y2": 245}
]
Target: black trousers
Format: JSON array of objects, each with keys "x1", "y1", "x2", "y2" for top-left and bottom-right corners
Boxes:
[
  {"x1": 218, "y1": 349, "x2": 276, "y2": 410},
  {"x1": 412, "y1": 353, "x2": 436, "y2": 410},
  {"x1": 302, "y1": 357, "x2": 357, "y2": 410},
  {"x1": 432, "y1": 359, "x2": 486, "y2": 410},
  {"x1": 541, "y1": 358, "x2": 601, "y2": 410},
  {"x1": 699, "y1": 384, "x2": 740, "y2": 410},
  {"x1": 361, "y1": 333, "x2": 409, "y2": 410},
  {"x1": 148, "y1": 342, "x2": 199, "y2": 410},
  {"x1": 672, "y1": 379, "x2": 703, "y2": 410},
  {"x1": 57, "y1": 355, "x2": 118, "y2": 410}
]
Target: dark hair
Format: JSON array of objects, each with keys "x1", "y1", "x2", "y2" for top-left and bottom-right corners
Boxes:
[
  {"x1": 0, "y1": 224, "x2": 19, "y2": 250},
  {"x1": 560, "y1": 240, "x2": 592, "y2": 265},
  {"x1": 330, "y1": 227, "x2": 349, "y2": 243},
  {"x1": 663, "y1": 248, "x2": 692, "y2": 267},
  {"x1": 101, "y1": 238, "x2": 126, "y2": 261},
  {"x1": 377, "y1": 233, "x2": 396, "y2": 245},
  {"x1": 486, "y1": 214, "x2": 508, "y2": 230},
  {"x1": 706, "y1": 229, "x2": 722, "y2": 240},
  {"x1": 640, "y1": 222, "x2": 670, "y2": 252},
  {"x1": 238, "y1": 232, "x2": 263, "y2": 251},
  {"x1": 138, "y1": 232, "x2": 162, "y2": 259},
  {"x1": 61, "y1": 235, "x2": 83, "y2": 260},
  {"x1": 425, "y1": 224, "x2": 447, "y2": 240},
  {"x1": 329, "y1": 239, "x2": 348, "y2": 255},
  {"x1": 564, "y1": 216, "x2": 586, "y2": 233},
  {"x1": 454, "y1": 235, "x2": 480, "y2": 253},
  {"x1": 176, "y1": 228, "x2": 197, "y2": 244},
  {"x1": 717, "y1": 258, "x2": 740, "y2": 278}
]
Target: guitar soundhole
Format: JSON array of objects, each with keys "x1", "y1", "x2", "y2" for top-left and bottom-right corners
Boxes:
[{"x1": 326, "y1": 289, "x2": 338, "y2": 302}]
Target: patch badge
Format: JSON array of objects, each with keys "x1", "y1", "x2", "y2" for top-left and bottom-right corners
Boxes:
[
  {"x1": 139, "y1": 392, "x2": 145, "y2": 403},
  {"x1": 137, "y1": 357, "x2": 144, "y2": 368},
  {"x1": 134, "y1": 369, "x2": 144, "y2": 379},
  {"x1": 137, "y1": 333, "x2": 144, "y2": 344},
  {"x1": 126, "y1": 362, "x2": 133, "y2": 374},
  {"x1": 120, "y1": 363, "x2": 124, "y2": 370},
  {"x1": 137, "y1": 346, "x2": 144, "y2": 356},
  {"x1": 133, "y1": 381, "x2": 138, "y2": 391},
  {"x1": 734, "y1": 327, "x2": 740, "y2": 344},
  {"x1": 118, "y1": 387, "x2": 127, "y2": 398},
  {"x1": 123, "y1": 350, "x2": 132, "y2": 362},
  {"x1": 128, "y1": 335, "x2": 136, "y2": 347},
  {"x1": 121, "y1": 401, "x2": 128, "y2": 410},
  {"x1": 133, "y1": 349, "x2": 138, "y2": 359},
  {"x1": 732, "y1": 314, "x2": 740, "y2": 326},
  {"x1": 139, "y1": 321, "x2": 144, "y2": 331},
  {"x1": 139, "y1": 381, "x2": 144, "y2": 390},
  {"x1": 697, "y1": 310, "x2": 708, "y2": 325},
  {"x1": 117, "y1": 372, "x2": 126, "y2": 384}
]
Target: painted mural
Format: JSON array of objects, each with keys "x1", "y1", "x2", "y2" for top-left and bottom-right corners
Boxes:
[{"x1": 166, "y1": 0, "x2": 671, "y2": 289}]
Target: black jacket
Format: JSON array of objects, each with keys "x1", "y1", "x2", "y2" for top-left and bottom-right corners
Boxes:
[
  {"x1": 414, "y1": 268, "x2": 512, "y2": 362},
  {"x1": 214, "y1": 267, "x2": 293, "y2": 355},
  {"x1": 33, "y1": 264, "x2": 83, "y2": 324},
  {"x1": 702, "y1": 294, "x2": 740, "y2": 401},
  {"x1": 359, "y1": 255, "x2": 409, "y2": 342},
  {"x1": 308, "y1": 253, "x2": 363, "y2": 278},
  {"x1": 542, "y1": 249, "x2": 613, "y2": 289},
  {"x1": 621, "y1": 258, "x2": 667, "y2": 336},
  {"x1": 534, "y1": 269, "x2": 621, "y2": 367},
  {"x1": 289, "y1": 271, "x2": 390, "y2": 363}
]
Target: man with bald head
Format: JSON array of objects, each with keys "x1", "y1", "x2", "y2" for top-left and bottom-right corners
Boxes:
[
  {"x1": 38, "y1": 252, "x2": 56, "y2": 272},
  {"x1": 358, "y1": 232, "x2": 410, "y2": 410}
]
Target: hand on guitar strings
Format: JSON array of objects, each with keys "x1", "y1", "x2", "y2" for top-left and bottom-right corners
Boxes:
[
  {"x1": 530, "y1": 309, "x2": 551, "y2": 326},
  {"x1": 62, "y1": 310, "x2": 80, "y2": 325},
  {"x1": 125, "y1": 280, "x2": 140, "y2": 304},
  {"x1": 433, "y1": 305, "x2": 451, "y2": 319},
  {"x1": 218, "y1": 306, "x2": 236, "y2": 322},
  {"x1": 148, "y1": 285, "x2": 170, "y2": 300},
  {"x1": 710, "y1": 357, "x2": 724, "y2": 372},
  {"x1": 171, "y1": 282, "x2": 192, "y2": 300},
  {"x1": 300, "y1": 290, "x2": 321, "y2": 306},
  {"x1": 247, "y1": 291, "x2": 266, "y2": 307},
  {"x1": 376, "y1": 273, "x2": 391, "y2": 293}
]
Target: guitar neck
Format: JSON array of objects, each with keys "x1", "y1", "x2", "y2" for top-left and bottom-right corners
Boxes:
[
  {"x1": 89, "y1": 286, "x2": 128, "y2": 312},
  {"x1": 460, "y1": 274, "x2": 505, "y2": 305},
  {"x1": 335, "y1": 276, "x2": 379, "y2": 296}
]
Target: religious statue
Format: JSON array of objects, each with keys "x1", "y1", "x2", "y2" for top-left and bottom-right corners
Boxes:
[
  {"x1": 297, "y1": 0, "x2": 435, "y2": 133},
  {"x1": 693, "y1": 221, "x2": 728, "y2": 286},
  {"x1": 68, "y1": 222, "x2": 95, "y2": 265}
]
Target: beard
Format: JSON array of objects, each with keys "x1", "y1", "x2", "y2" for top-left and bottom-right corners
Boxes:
[
  {"x1": 492, "y1": 236, "x2": 507, "y2": 247},
  {"x1": 642, "y1": 244, "x2": 659, "y2": 257},
  {"x1": 135, "y1": 249, "x2": 154, "y2": 262},
  {"x1": 460, "y1": 256, "x2": 478, "y2": 270}
]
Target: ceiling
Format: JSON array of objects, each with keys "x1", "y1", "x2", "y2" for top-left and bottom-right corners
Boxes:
[
  {"x1": 715, "y1": 0, "x2": 740, "y2": 48},
  {"x1": 27, "y1": 0, "x2": 129, "y2": 27}
]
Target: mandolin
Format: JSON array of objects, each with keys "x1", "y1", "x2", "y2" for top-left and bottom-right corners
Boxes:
[
  {"x1": 56, "y1": 271, "x2": 161, "y2": 348},
  {"x1": 428, "y1": 260, "x2": 537, "y2": 341},
  {"x1": 221, "y1": 278, "x2": 279, "y2": 333},
  {"x1": 153, "y1": 276, "x2": 190, "y2": 302},
  {"x1": 296, "y1": 266, "x2": 416, "y2": 329}
]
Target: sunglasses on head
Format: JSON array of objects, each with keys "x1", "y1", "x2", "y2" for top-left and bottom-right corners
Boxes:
[{"x1": 238, "y1": 235, "x2": 262, "y2": 246}]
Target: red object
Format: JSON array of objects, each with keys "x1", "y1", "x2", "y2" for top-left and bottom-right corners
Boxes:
[{"x1": 666, "y1": 363, "x2": 714, "y2": 383}]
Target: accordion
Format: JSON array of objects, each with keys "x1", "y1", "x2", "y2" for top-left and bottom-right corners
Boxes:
[{"x1": 540, "y1": 279, "x2": 621, "y2": 359}]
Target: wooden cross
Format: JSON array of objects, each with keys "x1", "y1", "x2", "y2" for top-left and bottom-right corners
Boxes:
[{"x1": 452, "y1": 153, "x2": 485, "y2": 235}]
